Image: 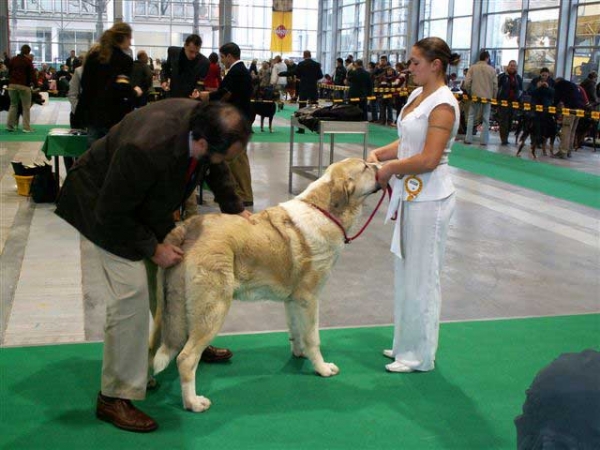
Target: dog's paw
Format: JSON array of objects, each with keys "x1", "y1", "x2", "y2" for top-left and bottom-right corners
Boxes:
[
  {"x1": 292, "y1": 349, "x2": 306, "y2": 358},
  {"x1": 315, "y1": 362, "x2": 339, "y2": 377},
  {"x1": 184, "y1": 395, "x2": 212, "y2": 412}
]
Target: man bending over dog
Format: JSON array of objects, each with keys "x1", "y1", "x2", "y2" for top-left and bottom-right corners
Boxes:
[{"x1": 55, "y1": 100, "x2": 253, "y2": 433}]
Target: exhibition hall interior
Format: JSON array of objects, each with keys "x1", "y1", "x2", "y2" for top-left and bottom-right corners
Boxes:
[{"x1": 0, "y1": 0, "x2": 598, "y2": 448}]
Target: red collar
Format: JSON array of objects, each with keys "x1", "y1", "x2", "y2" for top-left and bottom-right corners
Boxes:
[{"x1": 305, "y1": 186, "x2": 390, "y2": 244}]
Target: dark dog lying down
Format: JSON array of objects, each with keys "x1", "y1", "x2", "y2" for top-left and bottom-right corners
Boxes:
[{"x1": 0, "y1": 87, "x2": 45, "y2": 116}]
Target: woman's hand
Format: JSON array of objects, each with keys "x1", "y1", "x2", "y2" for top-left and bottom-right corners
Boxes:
[
  {"x1": 366, "y1": 150, "x2": 380, "y2": 164},
  {"x1": 377, "y1": 163, "x2": 395, "y2": 190}
]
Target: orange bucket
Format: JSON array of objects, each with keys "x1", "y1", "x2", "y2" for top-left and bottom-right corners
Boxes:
[{"x1": 13, "y1": 175, "x2": 34, "y2": 196}]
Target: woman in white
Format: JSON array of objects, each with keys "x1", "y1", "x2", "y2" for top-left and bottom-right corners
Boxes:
[{"x1": 367, "y1": 37, "x2": 461, "y2": 373}]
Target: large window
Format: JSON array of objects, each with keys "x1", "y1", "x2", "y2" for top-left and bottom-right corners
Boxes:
[
  {"x1": 522, "y1": 7, "x2": 559, "y2": 79},
  {"x1": 370, "y1": 0, "x2": 409, "y2": 64},
  {"x1": 572, "y1": 0, "x2": 600, "y2": 81}
]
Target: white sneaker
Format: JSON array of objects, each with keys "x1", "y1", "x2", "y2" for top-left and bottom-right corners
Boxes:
[
  {"x1": 385, "y1": 361, "x2": 414, "y2": 373},
  {"x1": 382, "y1": 349, "x2": 394, "y2": 359},
  {"x1": 23, "y1": 128, "x2": 34, "y2": 133}
]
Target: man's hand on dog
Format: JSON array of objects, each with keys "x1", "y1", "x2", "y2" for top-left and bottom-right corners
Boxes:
[{"x1": 152, "y1": 243, "x2": 184, "y2": 268}]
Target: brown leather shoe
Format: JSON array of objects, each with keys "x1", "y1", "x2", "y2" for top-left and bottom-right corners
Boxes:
[
  {"x1": 201, "y1": 345, "x2": 233, "y2": 363},
  {"x1": 96, "y1": 393, "x2": 158, "y2": 433}
]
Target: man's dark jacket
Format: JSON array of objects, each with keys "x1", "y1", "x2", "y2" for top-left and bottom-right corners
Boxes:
[
  {"x1": 7, "y1": 54, "x2": 35, "y2": 86},
  {"x1": 55, "y1": 99, "x2": 243, "y2": 261},
  {"x1": 208, "y1": 61, "x2": 253, "y2": 123},
  {"x1": 77, "y1": 47, "x2": 135, "y2": 129},
  {"x1": 295, "y1": 58, "x2": 323, "y2": 100},
  {"x1": 161, "y1": 47, "x2": 209, "y2": 98},
  {"x1": 347, "y1": 67, "x2": 372, "y2": 99}
]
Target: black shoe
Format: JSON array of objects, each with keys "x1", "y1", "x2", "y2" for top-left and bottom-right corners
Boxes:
[{"x1": 296, "y1": 129, "x2": 305, "y2": 134}]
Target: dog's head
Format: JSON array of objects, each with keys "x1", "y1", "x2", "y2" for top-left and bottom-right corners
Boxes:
[{"x1": 299, "y1": 158, "x2": 380, "y2": 221}]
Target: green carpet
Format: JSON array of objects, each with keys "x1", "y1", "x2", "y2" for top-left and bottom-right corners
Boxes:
[{"x1": 1, "y1": 314, "x2": 598, "y2": 449}]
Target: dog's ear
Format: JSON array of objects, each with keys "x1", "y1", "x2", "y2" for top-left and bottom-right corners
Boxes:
[{"x1": 330, "y1": 178, "x2": 355, "y2": 209}]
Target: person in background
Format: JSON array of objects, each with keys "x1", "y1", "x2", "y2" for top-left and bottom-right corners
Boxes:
[
  {"x1": 527, "y1": 67, "x2": 556, "y2": 156},
  {"x1": 270, "y1": 55, "x2": 287, "y2": 107},
  {"x1": 367, "y1": 37, "x2": 460, "y2": 374},
  {"x1": 160, "y1": 34, "x2": 209, "y2": 98},
  {"x1": 197, "y1": 42, "x2": 254, "y2": 207},
  {"x1": 75, "y1": 22, "x2": 142, "y2": 146},
  {"x1": 496, "y1": 60, "x2": 523, "y2": 145},
  {"x1": 347, "y1": 59, "x2": 372, "y2": 121},
  {"x1": 292, "y1": 50, "x2": 323, "y2": 134},
  {"x1": 131, "y1": 50, "x2": 154, "y2": 108},
  {"x1": 464, "y1": 50, "x2": 498, "y2": 145},
  {"x1": 6, "y1": 44, "x2": 36, "y2": 133},
  {"x1": 333, "y1": 57, "x2": 347, "y2": 101},
  {"x1": 203, "y1": 52, "x2": 222, "y2": 92},
  {"x1": 580, "y1": 71, "x2": 598, "y2": 109},
  {"x1": 66, "y1": 50, "x2": 81, "y2": 74},
  {"x1": 66, "y1": 56, "x2": 85, "y2": 171},
  {"x1": 553, "y1": 77, "x2": 587, "y2": 158}
]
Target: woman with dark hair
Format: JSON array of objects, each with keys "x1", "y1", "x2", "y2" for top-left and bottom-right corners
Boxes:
[
  {"x1": 204, "y1": 52, "x2": 222, "y2": 91},
  {"x1": 76, "y1": 22, "x2": 141, "y2": 145},
  {"x1": 367, "y1": 37, "x2": 461, "y2": 373}
]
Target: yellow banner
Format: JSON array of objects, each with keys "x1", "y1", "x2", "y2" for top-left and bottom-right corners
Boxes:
[{"x1": 271, "y1": 1, "x2": 293, "y2": 53}]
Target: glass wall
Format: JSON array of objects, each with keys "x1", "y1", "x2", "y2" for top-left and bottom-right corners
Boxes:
[
  {"x1": 7, "y1": 0, "x2": 318, "y2": 67},
  {"x1": 421, "y1": 0, "x2": 472, "y2": 78},
  {"x1": 572, "y1": 0, "x2": 600, "y2": 82},
  {"x1": 370, "y1": 0, "x2": 409, "y2": 64}
]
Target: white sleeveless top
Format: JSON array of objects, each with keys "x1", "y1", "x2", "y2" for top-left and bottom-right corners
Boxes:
[{"x1": 384, "y1": 85, "x2": 460, "y2": 257}]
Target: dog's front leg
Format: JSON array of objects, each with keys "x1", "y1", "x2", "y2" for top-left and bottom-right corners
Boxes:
[{"x1": 288, "y1": 297, "x2": 339, "y2": 377}]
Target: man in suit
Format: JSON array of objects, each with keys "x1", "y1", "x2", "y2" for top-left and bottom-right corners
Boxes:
[
  {"x1": 347, "y1": 59, "x2": 372, "y2": 121},
  {"x1": 293, "y1": 50, "x2": 323, "y2": 134},
  {"x1": 66, "y1": 50, "x2": 81, "y2": 74},
  {"x1": 198, "y1": 42, "x2": 254, "y2": 206},
  {"x1": 55, "y1": 100, "x2": 253, "y2": 433},
  {"x1": 160, "y1": 34, "x2": 209, "y2": 98}
]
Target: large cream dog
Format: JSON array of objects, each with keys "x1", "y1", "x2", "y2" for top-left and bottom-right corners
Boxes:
[{"x1": 151, "y1": 158, "x2": 380, "y2": 412}]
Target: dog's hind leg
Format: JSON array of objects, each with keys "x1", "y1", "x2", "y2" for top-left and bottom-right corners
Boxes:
[
  {"x1": 177, "y1": 292, "x2": 232, "y2": 412},
  {"x1": 287, "y1": 296, "x2": 339, "y2": 377}
]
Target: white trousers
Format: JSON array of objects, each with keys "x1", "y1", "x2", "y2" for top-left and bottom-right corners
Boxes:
[
  {"x1": 391, "y1": 194, "x2": 455, "y2": 371},
  {"x1": 95, "y1": 245, "x2": 157, "y2": 400}
]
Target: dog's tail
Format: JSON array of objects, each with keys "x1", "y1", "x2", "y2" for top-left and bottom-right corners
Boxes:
[{"x1": 153, "y1": 343, "x2": 178, "y2": 375}]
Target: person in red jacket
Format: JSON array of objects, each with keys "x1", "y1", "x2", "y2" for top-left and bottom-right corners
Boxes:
[
  {"x1": 203, "y1": 52, "x2": 221, "y2": 91},
  {"x1": 6, "y1": 44, "x2": 36, "y2": 132}
]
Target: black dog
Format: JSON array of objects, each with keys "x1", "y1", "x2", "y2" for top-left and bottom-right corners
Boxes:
[
  {"x1": 252, "y1": 87, "x2": 280, "y2": 133},
  {"x1": 515, "y1": 112, "x2": 557, "y2": 159}
]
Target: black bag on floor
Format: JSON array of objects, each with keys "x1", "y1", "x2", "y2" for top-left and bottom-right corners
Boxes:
[{"x1": 30, "y1": 164, "x2": 58, "y2": 203}]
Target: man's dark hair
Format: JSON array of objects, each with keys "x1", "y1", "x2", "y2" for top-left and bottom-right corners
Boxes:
[
  {"x1": 355, "y1": 59, "x2": 364, "y2": 67},
  {"x1": 185, "y1": 34, "x2": 202, "y2": 47},
  {"x1": 303, "y1": 50, "x2": 311, "y2": 58},
  {"x1": 208, "y1": 52, "x2": 219, "y2": 64},
  {"x1": 20, "y1": 45, "x2": 31, "y2": 55},
  {"x1": 540, "y1": 67, "x2": 550, "y2": 74},
  {"x1": 588, "y1": 71, "x2": 597, "y2": 79},
  {"x1": 479, "y1": 50, "x2": 490, "y2": 61},
  {"x1": 219, "y1": 42, "x2": 241, "y2": 60},
  {"x1": 336, "y1": 57, "x2": 343, "y2": 65},
  {"x1": 190, "y1": 103, "x2": 251, "y2": 155}
]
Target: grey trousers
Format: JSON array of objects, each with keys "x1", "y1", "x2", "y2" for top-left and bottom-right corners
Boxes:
[
  {"x1": 95, "y1": 245, "x2": 157, "y2": 400},
  {"x1": 7, "y1": 84, "x2": 32, "y2": 131}
]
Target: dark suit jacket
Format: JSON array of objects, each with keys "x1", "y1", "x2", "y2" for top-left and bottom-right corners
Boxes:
[
  {"x1": 77, "y1": 47, "x2": 135, "y2": 129},
  {"x1": 161, "y1": 47, "x2": 209, "y2": 98},
  {"x1": 56, "y1": 99, "x2": 244, "y2": 261},
  {"x1": 348, "y1": 67, "x2": 372, "y2": 99},
  {"x1": 295, "y1": 58, "x2": 323, "y2": 100},
  {"x1": 208, "y1": 60, "x2": 253, "y2": 123}
]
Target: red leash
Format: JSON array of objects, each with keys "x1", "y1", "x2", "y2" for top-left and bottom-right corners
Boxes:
[{"x1": 308, "y1": 175, "x2": 393, "y2": 244}]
